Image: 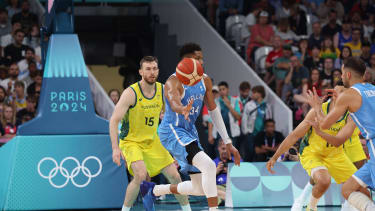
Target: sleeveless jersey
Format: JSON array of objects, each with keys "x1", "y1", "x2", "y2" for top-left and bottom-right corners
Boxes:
[
  {"x1": 300, "y1": 101, "x2": 348, "y2": 156},
  {"x1": 159, "y1": 76, "x2": 206, "y2": 132},
  {"x1": 350, "y1": 83, "x2": 375, "y2": 157},
  {"x1": 119, "y1": 82, "x2": 163, "y2": 142},
  {"x1": 338, "y1": 32, "x2": 352, "y2": 51}
]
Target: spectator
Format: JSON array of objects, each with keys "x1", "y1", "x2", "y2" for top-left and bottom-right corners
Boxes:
[
  {"x1": 333, "y1": 16, "x2": 352, "y2": 51},
  {"x1": 11, "y1": 0, "x2": 38, "y2": 35},
  {"x1": 321, "y1": 57, "x2": 335, "y2": 87},
  {"x1": 17, "y1": 48, "x2": 40, "y2": 79},
  {"x1": 26, "y1": 70, "x2": 41, "y2": 98},
  {"x1": 9, "y1": 80, "x2": 26, "y2": 112},
  {"x1": 21, "y1": 60, "x2": 37, "y2": 87},
  {"x1": 25, "y1": 24, "x2": 40, "y2": 49},
  {"x1": 0, "y1": 86, "x2": 7, "y2": 103},
  {"x1": 344, "y1": 28, "x2": 362, "y2": 57},
  {"x1": 1, "y1": 103, "x2": 16, "y2": 138},
  {"x1": 367, "y1": 53, "x2": 375, "y2": 82},
  {"x1": 0, "y1": 63, "x2": 21, "y2": 92},
  {"x1": 254, "y1": 119, "x2": 284, "y2": 162},
  {"x1": 243, "y1": 7, "x2": 260, "y2": 43},
  {"x1": 108, "y1": 89, "x2": 120, "y2": 105},
  {"x1": 4, "y1": 29, "x2": 30, "y2": 63},
  {"x1": 351, "y1": 12, "x2": 366, "y2": 40},
  {"x1": 264, "y1": 35, "x2": 283, "y2": 86},
  {"x1": 0, "y1": 9, "x2": 11, "y2": 37},
  {"x1": 207, "y1": 0, "x2": 219, "y2": 26},
  {"x1": 289, "y1": 3, "x2": 307, "y2": 36},
  {"x1": 334, "y1": 45, "x2": 352, "y2": 69},
  {"x1": 218, "y1": 0, "x2": 244, "y2": 36},
  {"x1": 361, "y1": 41, "x2": 371, "y2": 66},
  {"x1": 247, "y1": 11, "x2": 274, "y2": 64},
  {"x1": 321, "y1": 9, "x2": 341, "y2": 38},
  {"x1": 6, "y1": 0, "x2": 21, "y2": 20},
  {"x1": 274, "y1": 18, "x2": 299, "y2": 45},
  {"x1": 273, "y1": 44, "x2": 293, "y2": 97},
  {"x1": 282, "y1": 55, "x2": 309, "y2": 101},
  {"x1": 317, "y1": 0, "x2": 345, "y2": 22},
  {"x1": 242, "y1": 85, "x2": 272, "y2": 161},
  {"x1": 331, "y1": 68, "x2": 342, "y2": 88},
  {"x1": 275, "y1": 0, "x2": 293, "y2": 20},
  {"x1": 304, "y1": 45, "x2": 324, "y2": 71},
  {"x1": 319, "y1": 36, "x2": 340, "y2": 59},
  {"x1": 215, "y1": 81, "x2": 241, "y2": 141},
  {"x1": 0, "y1": 21, "x2": 24, "y2": 50},
  {"x1": 294, "y1": 68, "x2": 323, "y2": 112},
  {"x1": 294, "y1": 38, "x2": 309, "y2": 63},
  {"x1": 16, "y1": 95, "x2": 35, "y2": 126},
  {"x1": 308, "y1": 22, "x2": 323, "y2": 49},
  {"x1": 238, "y1": 81, "x2": 251, "y2": 106},
  {"x1": 350, "y1": 0, "x2": 375, "y2": 17}
]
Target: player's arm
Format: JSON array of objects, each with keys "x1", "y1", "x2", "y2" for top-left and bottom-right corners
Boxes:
[
  {"x1": 109, "y1": 87, "x2": 135, "y2": 166},
  {"x1": 266, "y1": 109, "x2": 315, "y2": 174},
  {"x1": 310, "y1": 116, "x2": 357, "y2": 147},
  {"x1": 203, "y1": 75, "x2": 241, "y2": 166},
  {"x1": 164, "y1": 76, "x2": 193, "y2": 120}
]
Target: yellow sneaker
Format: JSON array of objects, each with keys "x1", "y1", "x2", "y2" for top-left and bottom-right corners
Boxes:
[{"x1": 305, "y1": 205, "x2": 317, "y2": 211}]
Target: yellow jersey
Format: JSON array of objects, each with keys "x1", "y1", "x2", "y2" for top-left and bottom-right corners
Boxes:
[
  {"x1": 300, "y1": 101, "x2": 349, "y2": 156},
  {"x1": 344, "y1": 42, "x2": 362, "y2": 58},
  {"x1": 119, "y1": 82, "x2": 164, "y2": 143}
]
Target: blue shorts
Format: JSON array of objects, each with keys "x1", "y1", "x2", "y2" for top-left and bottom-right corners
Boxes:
[
  {"x1": 158, "y1": 124, "x2": 202, "y2": 175},
  {"x1": 353, "y1": 161, "x2": 375, "y2": 190}
]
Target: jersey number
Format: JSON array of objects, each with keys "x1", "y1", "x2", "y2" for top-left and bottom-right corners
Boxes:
[
  {"x1": 189, "y1": 106, "x2": 200, "y2": 115},
  {"x1": 145, "y1": 117, "x2": 154, "y2": 126}
]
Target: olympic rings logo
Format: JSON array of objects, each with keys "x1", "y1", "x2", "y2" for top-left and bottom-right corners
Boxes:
[{"x1": 37, "y1": 156, "x2": 102, "y2": 188}]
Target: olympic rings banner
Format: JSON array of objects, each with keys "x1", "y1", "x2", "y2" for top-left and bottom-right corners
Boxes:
[
  {"x1": 225, "y1": 162, "x2": 343, "y2": 207},
  {"x1": 0, "y1": 135, "x2": 127, "y2": 210}
]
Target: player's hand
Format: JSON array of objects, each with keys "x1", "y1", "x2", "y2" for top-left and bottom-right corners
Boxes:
[
  {"x1": 266, "y1": 157, "x2": 277, "y2": 174},
  {"x1": 226, "y1": 143, "x2": 241, "y2": 166},
  {"x1": 306, "y1": 87, "x2": 322, "y2": 109},
  {"x1": 222, "y1": 96, "x2": 231, "y2": 108},
  {"x1": 326, "y1": 89, "x2": 338, "y2": 102},
  {"x1": 306, "y1": 117, "x2": 322, "y2": 135},
  {"x1": 182, "y1": 99, "x2": 194, "y2": 121},
  {"x1": 112, "y1": 147, "x2": 125, "y2": 167}
]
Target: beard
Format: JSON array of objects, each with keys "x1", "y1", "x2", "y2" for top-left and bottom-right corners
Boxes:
[{"x1": 144, "y1": 75, "x2": 157, "y2": 85}]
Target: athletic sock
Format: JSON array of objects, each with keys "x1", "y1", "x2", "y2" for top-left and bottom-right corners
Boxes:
[
  {"x1": 296, "y1": 182, "x2": 313, "y2": 205},
  {"x1": 153, "y1": 184, "x2": 171, "y2": 196},
  {"x1": 309, "y1": 195, "x2": 319, "y2": 210},
  {"x1": 181, "y1": 204, "x2": 192, "y2": 211},
  {"x1": 208, "y1": 207, "x2": 218, "y2": 211},
  {"x1": 121, "y1": 205, "x2": 131, "y2": 211}
]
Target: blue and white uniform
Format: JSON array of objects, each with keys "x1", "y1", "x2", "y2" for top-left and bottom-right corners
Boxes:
[
  {"x1": 350, "y1": 83, "x2": 375, "y2": 189},
  {"x1": 159, "y1": 76, "x2": 206, "y2": 175}
]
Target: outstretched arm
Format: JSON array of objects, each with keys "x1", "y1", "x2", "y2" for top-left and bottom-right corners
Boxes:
[
  {"x1": 203, "y1": 75, "x2": 241, "y2": 166},
  {"x1": 266, "y1": 109, "x2": 315, "y2": 174},
  {"x1": 164, "y1": 76, "x2": 193, "y2": 120}
]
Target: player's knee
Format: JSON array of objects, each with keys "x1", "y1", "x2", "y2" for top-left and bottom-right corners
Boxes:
[
  {"x1": 133, "y1": 171, "x2": 148, "y2": 184},
  {"x1": 317, "y1": 176, "x2": 331, "y2": 189},
  {"x1": 342, "y1": 184, "x2": 352, "y2": 199}
]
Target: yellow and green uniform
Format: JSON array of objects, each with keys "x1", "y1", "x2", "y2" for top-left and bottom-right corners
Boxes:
[
  {"x1": 299, "y1": 101, "x2": 357, "y2": 184},
  {"x1": 343, "y1": 127, "x2": 367, "y2": 163},
  {"x1": 119, "y1": 82, "x2": 174, "y2": 177}
]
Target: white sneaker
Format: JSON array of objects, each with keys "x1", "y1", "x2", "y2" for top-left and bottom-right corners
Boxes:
[{"x1": 291, "y1": 201, "x2": 304, "y2": 211}]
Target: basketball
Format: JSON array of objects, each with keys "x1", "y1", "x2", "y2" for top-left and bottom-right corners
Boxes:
[{"x1": 175, "y1": 58, "x2": 204, "y2": 86}]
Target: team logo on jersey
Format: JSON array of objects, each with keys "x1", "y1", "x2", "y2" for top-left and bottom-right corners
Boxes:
[{"x1": 139, "y1": 98, "x2": 142, "y2": 101}]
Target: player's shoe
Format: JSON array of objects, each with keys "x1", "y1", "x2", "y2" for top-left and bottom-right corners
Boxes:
[
  {"x1": 305, "y1": 205, "x2": 317, "y2": 211},
  {"x1": 140, "y1": 181, "x2": 156, "y2": 211},
  {"x1": 291, "y1": 201, "x2": 304, "y2": 211}
]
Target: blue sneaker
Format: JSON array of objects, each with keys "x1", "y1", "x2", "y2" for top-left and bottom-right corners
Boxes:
[{"x1": 140, "y1": 181, "x2": 156, "y2": 211}]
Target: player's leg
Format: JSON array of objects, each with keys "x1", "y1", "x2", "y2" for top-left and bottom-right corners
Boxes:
[
  {"x1": 307, "y1": 167, "x2": 331, "y2": 211},
  {"x1": 291, "y1": 177, "x2": 314, "y2": 211},
  {"x1": 342, "y1": 163, "x2": 375, "y2": 211},
  {"x1": 123, "y1": 160, "x2": 148, "y2": 211},
  {"x1": 160, "y1": 163, "x2": 192, "y2": 211}
]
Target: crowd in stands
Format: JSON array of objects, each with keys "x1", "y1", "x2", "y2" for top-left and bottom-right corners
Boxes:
[{"x1": 0, "y1": 0, "x2": 42, "y2": 146}]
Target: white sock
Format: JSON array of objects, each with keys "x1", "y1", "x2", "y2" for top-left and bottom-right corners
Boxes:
[
  {"x1": 309, "y1": 195, "x2": 319, "y2": 210},
  {"x1": 296, "y1": 182, "x2": 313, "y2": 205},
  {"x1": 181, "y1": 204, "x2": 192, "y2": 211},
  {"x1": 208, "y1": 207, "x2": 218, "y2": 211},
  {"x1": 153, "y1": 184, "x2": 171, "y2": 196},
  {"x1": 121, "y1": 205, "x2": 131, "y2": 211},
  {"x1": 348, "y1": 192, "x2": 375, "y2": 211},
  {"x1": 176, "y1": 174, "x2": 205, "y2": 196},
  {"x1": 192, "y1": 151, "x2": 218, "y2": 198}
]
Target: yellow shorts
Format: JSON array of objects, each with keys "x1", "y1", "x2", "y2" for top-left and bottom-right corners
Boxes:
[
  {"x1": 344, "y1": 138, "x2": 367, "y2": 163},
  {"x1": 300, "y1": 147, "x2": 357, "y2": 184},
  {"x1": 119, "y1": 137, "x2": 174, "y2": 177}
]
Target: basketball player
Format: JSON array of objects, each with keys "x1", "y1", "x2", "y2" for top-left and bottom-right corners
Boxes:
[
  {"x1": 109, "y1": 56, "x2": 191, "y2": 211},
  {"x1": 306, "y1": 57, "x2": 375, "y2": 211},
  {"x1": 140, "y1": 43, "x2": 241, "y2": 211},
  {"x1": 266, "y1": 81, "x2": 364, "y2": 211}
]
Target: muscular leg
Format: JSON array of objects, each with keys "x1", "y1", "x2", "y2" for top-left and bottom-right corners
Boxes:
[
  {"x1": 123, "y1": 161, "x2": 148, "y2": 209},
  {"x1": 308, "y1": 168, "x2": 331, "y2": 210}
]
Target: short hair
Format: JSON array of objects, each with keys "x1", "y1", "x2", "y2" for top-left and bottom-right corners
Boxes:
[
  {"x1": 239, "y1": 81, "x2": 251, "y2": 91},
  {"x1": 139, "y1": 56, "x2": 158, "y2": 69},
  {"x1": 218, "y1": 81, "x2": 228, "y2": 88},
  {"x1": 14, "y1": 81, "x2": 25, "y2": 89},
  {"x1": 252, "y1": 85, "x2": 266, "y2": 98},
  {"x1": 343, "y1": 57, "x2": 367, "y2": 77},
  {"x1": 14, "y1": 29, "x2": 25, "y2": 35},
  {"x1": 179, "y1": 43, "x2": 202, "y2": 58},
  {"x1": 264, "y1": 119, "x2": 275, "y2": 125}
]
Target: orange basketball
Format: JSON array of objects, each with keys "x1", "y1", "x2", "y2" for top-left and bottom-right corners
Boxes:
[{"x1": 175, "y1": 58, "x2": 204, "y2": 86}]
